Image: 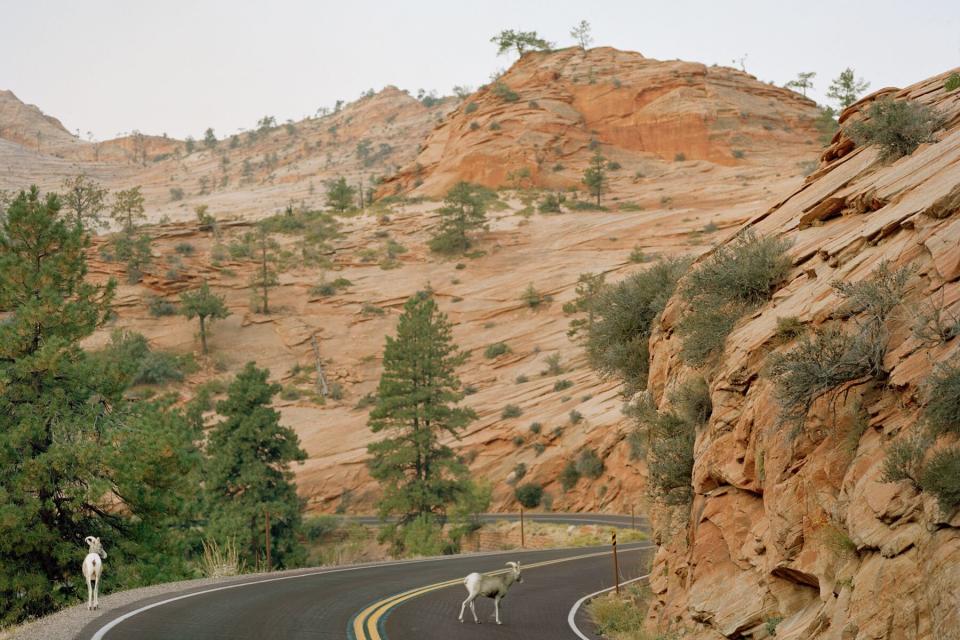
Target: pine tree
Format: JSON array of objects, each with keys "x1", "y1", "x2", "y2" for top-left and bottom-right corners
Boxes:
[
  {"x1": 827, "y1": 68, "x2": 870, "y2": 110},
  {"x1": 570, "y1": 20, "x2": 593, "y2": 50},
  {"x1": 367, "y1": 292, "x2": 476, "y2": 534},
  {"x1": 204, "y1": 127, "x2": 218, "y2": 149},
  {"x1": 490, "y1": 29, "x2": 552, "y2": 57},
  {"x1": 60, "y1": 174, "x2": 108, "y2": 231},
  {"x1": 427, "y1": 181, "x2": 489, "y2": 254},
  {"x1": 179, "y1": 280, "x2": 230, "y2": 354},
  {"x1": 785, "y1": 71, "x2": 816, "y2": 97},
  {"x1": 325, "y1": 176, "x2": 356, "y2": 212},
  {"x1": 582, "y1": 152, "x2": 607, "y2": 205},
  {"x1": 110, "y1": 186, "x2": 146, "y2": 233},
  {"x1": 206, "y1": 363, "x2": 306, "y2": 568},
  {"x1": 250, "y1": 225, "x2": 279, "y2": 314}
]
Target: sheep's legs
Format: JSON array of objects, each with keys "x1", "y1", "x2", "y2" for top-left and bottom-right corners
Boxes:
[
  {"x1": 494, "y1": 597, "x2": 501, "y2": 625},
  {"x1": 93, "y1": 575, "x2": 99, "y2": 609},
  {"x1": 460, "y1": 596, "x2": 480, "y2": 623},
  {"x1": 86, "y1": 576, "x2": 92, "y2": 610}
]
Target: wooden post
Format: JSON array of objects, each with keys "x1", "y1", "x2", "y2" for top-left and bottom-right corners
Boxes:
[
  {"x1": 311, "y1": 335, "x2": 330, "y2": 397},
  {"x1": 631, "y1": 506, "x2": 635, "y2": 531},
  {"x1": 265, "y1": 510, "x2": 272, "y2": 572},
  {"x1": 520, "y1": 506, "x2": 525, "y2": 548},
  {"x1": 611, "y1": 531, "x2": 620, "y2": 595}
]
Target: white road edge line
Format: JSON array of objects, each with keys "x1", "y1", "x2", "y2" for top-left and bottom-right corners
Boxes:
[
  {"x1": 88, "y1": 542, "x2": 650, "y2": 640},
  {"x1": 567, "y1": 573, "x2": 651, "y2": 640}
]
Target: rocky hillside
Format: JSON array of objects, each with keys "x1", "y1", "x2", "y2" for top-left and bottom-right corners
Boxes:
[
  {"x1": 1, "y1": 86, "x2": 453, "y2": 221},
  {"x1": 2, "y1": 48, "x2": 822, "y2": 516},
  {"x1": 381, "y1": 47, "x2": 822, "y2": 197},
  {"x1": 644, "y1": 71, "x2": 960, "y2": 639}
]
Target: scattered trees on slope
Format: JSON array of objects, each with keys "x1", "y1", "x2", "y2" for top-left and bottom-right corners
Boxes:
[
  {"x1": 428, "y1": 181, "x2": 490, "y2": 254},
  {"x1": 180, "y1": 280, "x2": 230, "y2": 354}
]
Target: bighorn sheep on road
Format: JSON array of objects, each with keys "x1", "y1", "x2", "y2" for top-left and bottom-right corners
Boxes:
[
  {"x1": 82, "y1": 536, "x2": 106, "y2": 610},
  {"x1": 458, "y1": 561, "x2": 522, "y2": 625}
]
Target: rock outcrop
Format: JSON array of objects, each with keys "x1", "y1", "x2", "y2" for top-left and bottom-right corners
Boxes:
[
  {"x1": 644, "y1": 69, "x2": 960, "y2": 640},
  {"x1": 380, "y1": 47, "x2": 821, "y2": 196}
]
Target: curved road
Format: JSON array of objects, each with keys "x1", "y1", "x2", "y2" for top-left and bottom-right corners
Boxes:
[{"x1": 78, "y1": 513, "x2": 651, "y2": 640}]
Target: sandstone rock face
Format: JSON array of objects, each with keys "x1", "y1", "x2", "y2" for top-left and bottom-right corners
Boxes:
[
  {"x1": 380, "y1": 47, "x2": 821, "y2": 197},
  {"x1": 644, "y1": 70, "x2": 960, "y2": 640}
]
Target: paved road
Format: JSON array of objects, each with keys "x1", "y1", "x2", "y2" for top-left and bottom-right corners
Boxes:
[{"x1": 78, "y1": 514, "x2": 651, "y2": 640}]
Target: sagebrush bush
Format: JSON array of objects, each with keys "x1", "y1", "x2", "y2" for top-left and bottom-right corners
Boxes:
[
  {"x1": 924, "y1": 357, "x2": 960, "y2": 437},
  {"x1": 919, "y1": 447, "x2": 960, "y2": 512},
  {"x1": 560, "y1": 461, "x2": 580, "y2": 491},
  {"x1": 542, "y1": 353, "x2": 564, "y2": 376},
  {"x1": 529, "y1": 422, "x2": 542, "y2": 434},
  {"x1": 569, "y1": 410, "x2": 584, "y2": 425},
  {"x1": 678, "y1": 231, "x2": 792, "y2": 364},
  {"x1": 553, "y1": 379, "x2": 573, "y2": 392},
  {"x1": 831, "y1": 261, "x2": 911, "y2": 324},
  {"x1": 881, "y1": 433, "x2": 928, "y2": 487},
  {"x1": 774, "y1": 316, "x2": 806, "y2": 341},
  {"x1": 502, "y1": 404, "x2": 523, "y2": 419},
  {"x1": 639, "y1": 378, "x2": 712, "y2": 506},
  {"x1": 147, "y1": 295, "x2": 177, "y2": 317},
  {"x1": 846, "y1": 98, "x2": 945, "y2": 161},
  {"x1": 767, "y1": 328, "x2": 873, "y2": 423},
  {"x1": 512, "y1": 462, "x2": 527, "y2": 482},
  {"x1": 484, "y1": 342, "x2": 511, "y2": 359},
  {"x1": 911, "y1": 296, "x2": 960, "y2": 346},
  {"x1": 522, "y1": 283, "x2": 544, "y2": 308},
  {"x1": 303, "y1": 516, "x2": 340, "y2": 542},
  {"x1": 585, "y1": 258, "x2": 690, "y2": 393},
  {"x1": 576, "y1": 448, "x2": 604, "y2": 479},
  {"x1": 586, "y1": 584, "x2": 652, "y2": 639}
]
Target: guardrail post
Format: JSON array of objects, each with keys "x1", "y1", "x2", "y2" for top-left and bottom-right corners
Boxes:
[{"x1": 611, "y1": 531, "x2": 619, "y2": 595}]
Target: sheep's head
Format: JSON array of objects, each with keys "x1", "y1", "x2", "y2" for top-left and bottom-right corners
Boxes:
[
  {"x1": 506, "y1": 561, "x2": 522, "y2": 583},
  {"x1": 84, "y1": 536, "x2": 106, "y2": 558}
]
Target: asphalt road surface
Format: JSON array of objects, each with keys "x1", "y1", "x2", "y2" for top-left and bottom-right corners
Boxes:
[{"x1": 78, "y1": 514, "x2": 651, "y2": 640}]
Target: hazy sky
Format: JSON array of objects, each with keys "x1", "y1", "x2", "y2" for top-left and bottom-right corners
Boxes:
[{"x1": 4, "y1": 0, "x2": 959, "y2": 141}]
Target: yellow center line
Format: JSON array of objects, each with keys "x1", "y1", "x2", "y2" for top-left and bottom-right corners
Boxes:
[{"x1": 352, "y1": 546, "x2": 651, "y2": 640}]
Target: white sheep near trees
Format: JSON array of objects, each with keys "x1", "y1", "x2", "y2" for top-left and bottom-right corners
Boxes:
[
  {"x1": 458, "y1": 561, "x2": 523, "y2": 625},
  {"x1": 82, "y1": 536, "x2": 106, "y2": 610}
]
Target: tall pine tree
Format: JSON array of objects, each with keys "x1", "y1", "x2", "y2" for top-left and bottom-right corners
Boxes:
[
  {"x1": 206, "y1": 363, "x2": 306, "y2": 569},
  {"x1": 367, "y1": 292, "x2": 476, "y2": 534}
]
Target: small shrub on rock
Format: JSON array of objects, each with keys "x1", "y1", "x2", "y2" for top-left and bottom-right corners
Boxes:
[{"x1": 846, "y1": 98, "x2": 944, "y2": 162}]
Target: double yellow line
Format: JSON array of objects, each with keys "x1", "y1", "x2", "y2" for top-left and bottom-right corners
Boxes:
[{"x1": 350, "y1": 546, "x2": 648, "y2": 640}]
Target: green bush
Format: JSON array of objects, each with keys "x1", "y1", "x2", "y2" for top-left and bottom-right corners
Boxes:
[
  {"x1": 361, "y1": 303, "x2": 386, "y2": 317},
  {"x1": 538, "y1": 193, "x2": 564, "y2": 213},
  {"x1": 586, "y1": 584, "x2": 651, "y2": 638},
  {"x1": 911, "y1": 297, "x2": 960, "y2": 346},
  {"x1": 465, "y1": 102, "x2": 478, "y2": 114},
  {"x1": 533, "y1": 442, "x2": 546, "y2": 456},
  {"x1": 512, "y1": 463, "x2": 527, "y2": 482},
  {"x1": 576, "y1": 449, "x2": 604, "y2": 479},
  {"x1": 767, "y1": 328, "x2": 873, "y2": 423},
  {"x1": 846, "y1": 98, "x2": 944, "y2": 161},
  {"x1": 521, "y1": 283, "x2": 544, "y2": 308},
  {"x1": 512, "y1": 435, "x2": 524, "y2": 447},
  {"x1": 174, "y1": 242, "x2": 195, "y2": 256},
  {"x1": 502, "y1": 404, "x2": 523, "y2": 419},
  {"x1": 881, "y1": 433, "x2": 928, "y2": 487},
  {"x1": 492, "y1": 82, "x2": 520, "y2": 102},
  {"x1": 147, "y1": 295, "x2": 177, "y2": 317},
  {"x1": 585, "y1": 258, "x2": 690, "y2": 394},
  {"x1": 569, "y1": 409, "x2": 584, "y2": 425},
  {"x1": 924, "y1": 357, "x2": 960, "y2": 437},
  {"x1": 515, "y1": 482, "x2": 543, "y2": 508},
  {"x1": 303, "y1": 515, "x2": 340, "y2": 542},
  {"x1": 774, "y1": 316, "x2": 806, "y2": 341},
  {"x1": 132, "y1": 351, "x2": 185, "y2": 385},
  {"x1": 400, "y1": 514, "x2": 446, "y2": 557},
  {"x1": 560, "y1": 461, "x2": 580, "y2": 491},
  {"x1": 529, "y1": 422, "x2": 542, "y2": 434},
  {"x1": 919, "y1": 447, "x2": 960, "y2": 512},
  {"x1": 674, "y1": 152, "x2": 686, "y2": 161},
  {"x1": 515, "y1": 374, "x2": 529, "y2": 384},
  {"x1": 554, "y1": 379, "x2": 573, "y2": 392},
  {"x1": 542, "y1": 353, "x2": 564, "y2": 376},
  {"x1": 628, "y1": 246, "x2": 651, "y2": 263},
  {"x1": 484, "y1": 342, "x2": 511, "y2": 359},
  {"x1": 679, "y1": 231, "x2": 791, "y2": 364}
]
